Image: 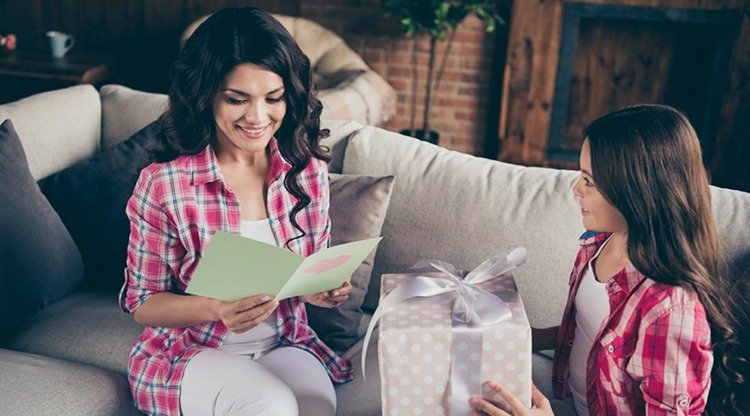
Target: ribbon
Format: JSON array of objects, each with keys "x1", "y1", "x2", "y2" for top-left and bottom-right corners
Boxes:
[{"x1": 361, "y1": 247, "x2": 527, "y2": 415}]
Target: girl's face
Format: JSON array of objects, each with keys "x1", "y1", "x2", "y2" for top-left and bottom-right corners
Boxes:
[
  {"x1": 573, "y1": 139, "x2": 628, "y2": 234},
  {"x1": 212, "y1": 63, "x2": 286, "y2": 158}
]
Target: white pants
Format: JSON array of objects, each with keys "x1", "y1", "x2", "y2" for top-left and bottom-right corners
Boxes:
[{"x1": 180, "y1": 347, "x2": 336, "y2": 416}]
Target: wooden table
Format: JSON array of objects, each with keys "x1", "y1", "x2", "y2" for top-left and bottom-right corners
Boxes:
[{"x1": 0, "y1": 51, "x2": 117, "y2": 104}]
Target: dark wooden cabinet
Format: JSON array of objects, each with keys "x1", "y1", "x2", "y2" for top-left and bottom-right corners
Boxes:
[
  {"x1": 497, "y1": 0, "x2": 750, "y2": 192},
  {"x1": 0, "y1": 51, "x2": 117, "y2": 103}
]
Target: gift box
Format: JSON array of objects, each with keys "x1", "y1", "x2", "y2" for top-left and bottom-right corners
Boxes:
[{"x1": 366, "y1": 250, "x2": 532, "y2": 416}]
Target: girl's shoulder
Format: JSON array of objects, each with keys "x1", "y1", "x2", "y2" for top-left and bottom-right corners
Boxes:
[{"x1": 636, "y1": 277, "x2": 706, "y2": 321}]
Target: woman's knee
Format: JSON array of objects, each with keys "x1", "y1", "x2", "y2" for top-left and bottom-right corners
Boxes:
[
  {"x1": 210, "y1": 366, "x2": 298, "y2": 415},
  {"x1": 239, "y1": 378, "x2": 299, "y2": 416},
  {"x1": 181, "y1": 350, "x2": 299, "y2": 415}
]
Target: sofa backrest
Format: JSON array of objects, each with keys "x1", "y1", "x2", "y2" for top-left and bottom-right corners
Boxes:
[
  {"x1": 709, "y1": 187, "x2": 750, "y2": 276},
  {"x1": 100, "y1": 85, "x2": 168, "y2": 149},
  {"x1": 342, "y1": 126, "x2": 750, "y2": 328},
  {"x1": 0, "y1": 85, "x2": 101, "y2": 180},
  {"x1": 0, "y1": 82, "x2": 360, "y2": 181},
  {"x1": 342, "y1": 127, "x2": 582, "y2": 327},
  {"x1": 8, "y1": 84, "x2": 748, "y2": 329}
]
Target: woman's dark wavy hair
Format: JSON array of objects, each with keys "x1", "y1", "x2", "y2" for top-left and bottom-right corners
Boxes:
[
  {"x1": 584, "y1": 104, "x2": 748, "y2": 415},
  {"x1": 154, "y1": 7, "x2": 330, "y2": 247}
]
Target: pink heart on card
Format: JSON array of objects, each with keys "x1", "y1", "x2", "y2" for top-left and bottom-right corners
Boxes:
[{"x1": 305, "y1": 254, "x2": 352, "y2": 274}]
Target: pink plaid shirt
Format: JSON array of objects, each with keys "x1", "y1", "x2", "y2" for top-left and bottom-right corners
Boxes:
[
  {"x1": 119, "y1": 139, "x2": 352, "y2": 416},
  {"x1": 552, "y1": 232, "x2": 713, "y2": 415}
]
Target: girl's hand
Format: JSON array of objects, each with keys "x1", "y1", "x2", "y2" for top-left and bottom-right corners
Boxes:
[
  {"x1": 218, "y1": 294, "x2": 278, "y2": 334},
  {"x1": 300, "y1": 280, "x2": 352, "y2": 308},
  {"x1": 470, "y1": 383, "x2": 553, "y2": 416}
]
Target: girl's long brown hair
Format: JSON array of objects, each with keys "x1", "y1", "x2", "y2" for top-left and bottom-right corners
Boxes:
[{"x1": 585, "y1": 104, "x2": 748, "y2": 415}]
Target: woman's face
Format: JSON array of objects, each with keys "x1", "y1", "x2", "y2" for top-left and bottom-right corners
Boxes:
[
  {"x1": 212, "y1": 63, "x2": 286, "y2": 157},
  {"x1": 573, "y1": 139, "x2": 628, "y2": 234}
]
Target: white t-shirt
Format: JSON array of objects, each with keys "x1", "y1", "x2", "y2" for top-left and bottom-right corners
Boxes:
[
  {"x1": 569, "y1": 236, "x2": 611, "y2": 416},
  {"x1": 218, "y1": 219, "x2": 279, "y2": 356}
]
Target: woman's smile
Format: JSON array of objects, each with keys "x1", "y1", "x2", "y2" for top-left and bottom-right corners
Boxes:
[{"x1": 237, "y1": 123, "x2": 270, "y2": 139}]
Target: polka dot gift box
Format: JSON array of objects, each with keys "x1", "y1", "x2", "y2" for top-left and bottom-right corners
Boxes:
[{"x1": 371, "y1": 249, "x2": 532, "y2": 416}]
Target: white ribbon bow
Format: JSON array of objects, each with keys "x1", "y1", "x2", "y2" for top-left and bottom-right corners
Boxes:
[{"x1": 361, "y1": 247, "x2": 527, "y2": 415}]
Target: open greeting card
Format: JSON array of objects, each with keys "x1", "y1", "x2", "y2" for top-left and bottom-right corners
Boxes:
[{"x1": 186, "y1": 230, "x2": 382, "y2": 302}]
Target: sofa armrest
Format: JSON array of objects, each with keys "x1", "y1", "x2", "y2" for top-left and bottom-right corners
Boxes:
[{"x1": 0, "y1": 348, "x2": 138, "y2": 415}]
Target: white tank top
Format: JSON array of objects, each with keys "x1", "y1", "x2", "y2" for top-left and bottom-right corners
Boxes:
[
  {"x1": 218, "y1": 218, "x2": 279, "y2": 356},
  {"x1": 569, "y1": 236, "x2": 611, "y2": 416}
]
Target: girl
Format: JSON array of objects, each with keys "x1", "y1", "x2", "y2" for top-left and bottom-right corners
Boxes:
[
  {"x1": 470, "y1": 104, "x2": 746, "y2": 415},
  {"x1": 120, "y1": 8, "x2": 352, "y2": 416}
]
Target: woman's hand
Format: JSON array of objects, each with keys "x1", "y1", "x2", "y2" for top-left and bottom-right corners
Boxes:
[
  {"x1": 470, "y1": 383, "x2": 553, "y2": 416},
  {"x1": 300, "y1": 280, "x2": 352, "y2": 308},
  {"x1": 217, "y1": 294, "x2": 278, "y2": 334}
]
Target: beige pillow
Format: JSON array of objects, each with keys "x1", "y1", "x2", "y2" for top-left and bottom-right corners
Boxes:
[
  {"x1": 99, "y1": 84, "x2": 167, "y2": 149},
  {"x1": 306, "y1": 173, "x2": 394, "y2": 351}
]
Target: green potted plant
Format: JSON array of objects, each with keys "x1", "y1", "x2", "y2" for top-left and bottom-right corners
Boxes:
[{"x1": 384, "y1": 0, "x2": 505, "y2": 143}]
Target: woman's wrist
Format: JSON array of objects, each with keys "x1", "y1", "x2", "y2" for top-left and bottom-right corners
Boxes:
[{"x1": 198, "y1": 295, "x2": 224, "y2": 322}]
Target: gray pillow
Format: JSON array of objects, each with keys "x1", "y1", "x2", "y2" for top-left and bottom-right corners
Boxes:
[
  {"x1": 37, "y1": 120, "x2": 160, "y2": 292},
  {"x1": 306, "y1": 173, "x2": 394, "y2": 351},
  {"x1": 0, "y1": 119, "x2": 84, "y2": 338}
]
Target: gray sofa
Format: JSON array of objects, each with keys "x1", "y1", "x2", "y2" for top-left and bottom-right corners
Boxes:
[{"x1": 1, "y1": 84, "x2": 748, "y2": 415}]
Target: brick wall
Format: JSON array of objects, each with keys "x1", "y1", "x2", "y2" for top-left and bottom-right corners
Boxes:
[{"x1": 299, "y1": 1, "x2": 501, "y2": 156}]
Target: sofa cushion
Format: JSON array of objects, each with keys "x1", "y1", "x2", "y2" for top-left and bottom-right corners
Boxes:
[
  {"x1": 709, "y1": 187, "x2": 750, "y2": 278},
  {"x1": 320, "y1": 119, "x2": 364, "y2": 174},
  {"x1": 37, "y1": 121, "x2": 160, "y2": 291},
  {"x1": 0, "y1": 120, "x2": 84, "y2": 338},
  {"x1": 307, "y1": 174, "x2": 394, "y2": 351},
  {"x1": 334, "y1": 332, "x2": 382, "y2": 416},
  {"x1": 0, "y1": 85, "x2": 101, "y2": 180},
  {"x1": 5, "y1": 290, "x2": 143, "y2": 375},
  {"x1": 0, "y1": 348, "x2": 137, "y2": 415},
  {"x1": 342, "y1": 127, "x2": 583, "y2": 328},
  {"x1": 100, "y1": 84, "x2": 167, "y2": 149}
]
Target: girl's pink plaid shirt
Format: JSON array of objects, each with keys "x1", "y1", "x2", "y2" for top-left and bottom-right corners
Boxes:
[
  {"x1": 119, "y1": 139, "x2": 352, "y2": 416},
  {"x1": 552, "y1": 232, "x2": 713, "y2": 415}
]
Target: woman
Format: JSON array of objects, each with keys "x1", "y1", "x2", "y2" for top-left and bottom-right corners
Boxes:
[
  {"x1": 120, "y1": 8, "x2": 352, "y2": 416},
  {"x1": 469, "y1": 105, "x2": 747, "y2": 415}
]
